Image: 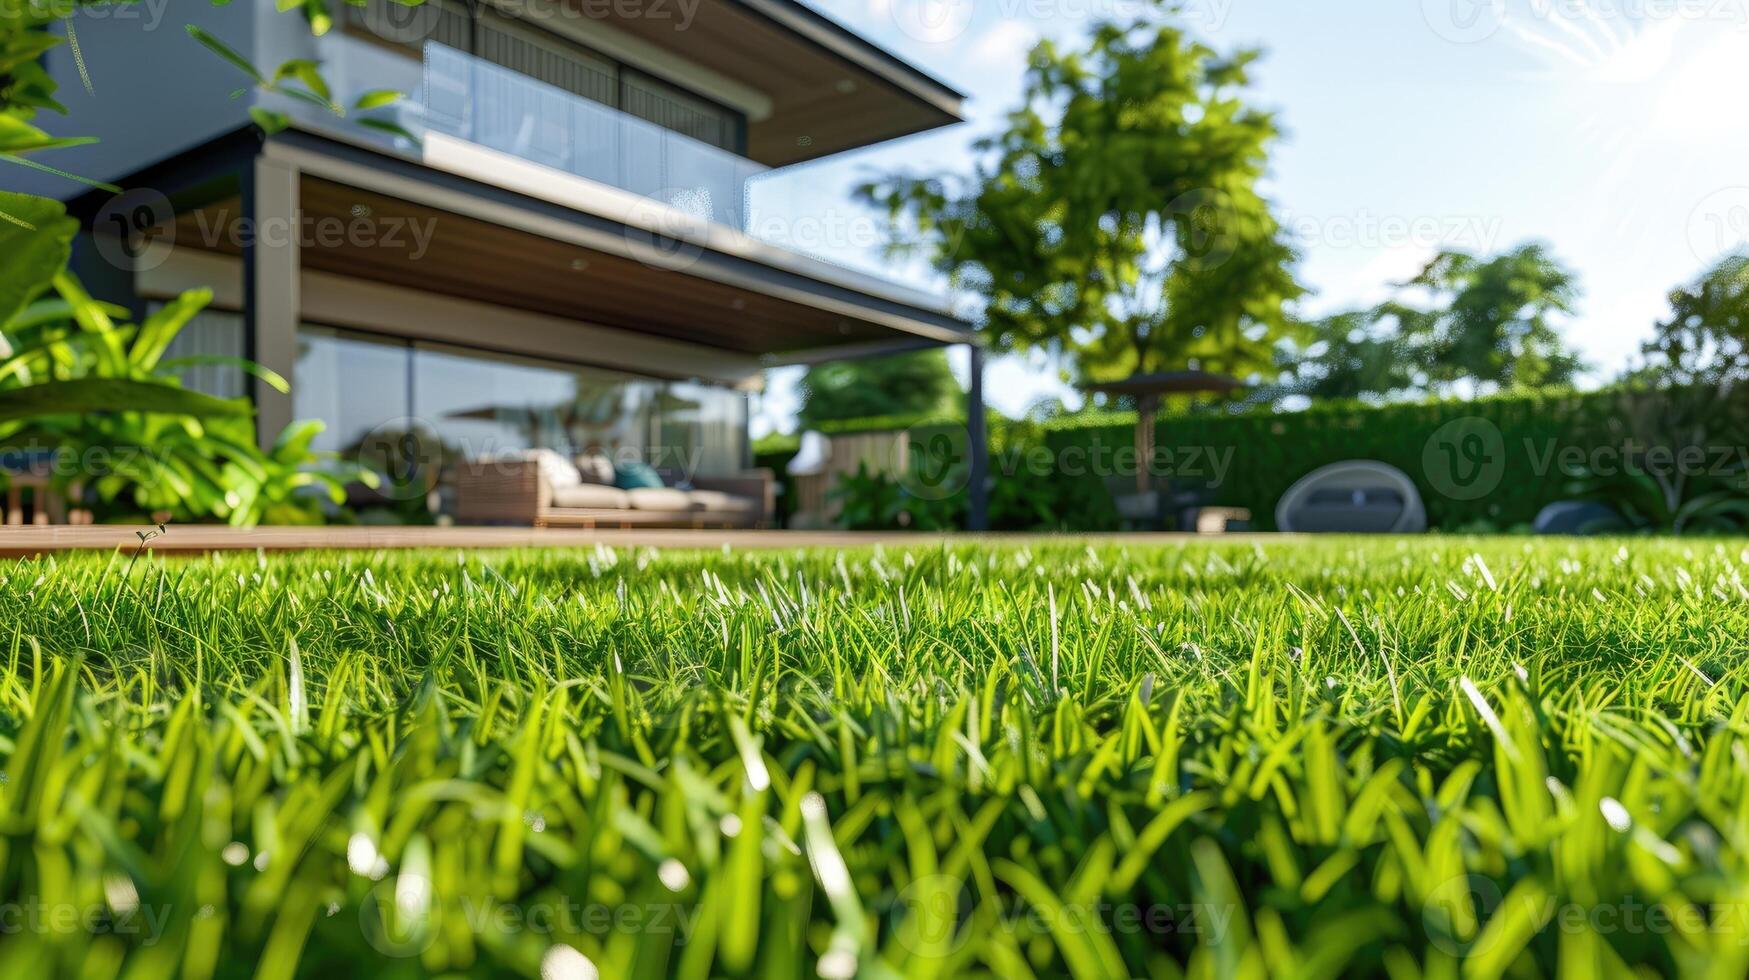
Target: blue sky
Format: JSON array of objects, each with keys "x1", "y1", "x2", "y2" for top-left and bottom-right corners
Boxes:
[{"x1": 752, "y1": 0, "x2": 1749, "y2": 434}]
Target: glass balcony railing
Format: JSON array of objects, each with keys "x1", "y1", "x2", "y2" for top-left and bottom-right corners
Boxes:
[{"x1": 283, "y1": 35, "x2": 942, "y2": 296}]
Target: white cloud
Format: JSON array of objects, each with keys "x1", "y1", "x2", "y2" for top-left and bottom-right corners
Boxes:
[
  {"x1": 1299, "y1": 243, "x2": 1436, "y2": 318},
  {"x1": 966, "y1": 20, "x2": 1038, "y2": 71}
]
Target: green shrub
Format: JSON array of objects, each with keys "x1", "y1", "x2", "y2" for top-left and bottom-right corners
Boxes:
[
  {"x1": 763, "y1": 386, "x2": 1749, "y2": 532},
  {"x1": 1043, "y1": 386, "x2": 1749, "y2": 531}
]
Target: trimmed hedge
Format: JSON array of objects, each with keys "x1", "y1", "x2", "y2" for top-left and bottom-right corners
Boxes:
[
  {"x1": 758, "y1": 386, "x2": 1746, "y2": 531},
  {"x1": 1041, "y1": 387, "x2": 1712, "y2": 530}
]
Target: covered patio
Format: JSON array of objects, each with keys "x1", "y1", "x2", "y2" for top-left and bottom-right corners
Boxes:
[{"x1": 68, "y1": 125, "x2": 992, "y2": 528}]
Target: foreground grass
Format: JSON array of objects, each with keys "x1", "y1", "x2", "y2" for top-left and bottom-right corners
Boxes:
[{"x1": 1, "y1": 538, "x2": 1748, "y2": 978}]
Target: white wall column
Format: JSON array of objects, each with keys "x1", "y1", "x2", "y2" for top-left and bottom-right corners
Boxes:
[{"x1": 243, "y1": 156, "x2": 299, "y2": 450}]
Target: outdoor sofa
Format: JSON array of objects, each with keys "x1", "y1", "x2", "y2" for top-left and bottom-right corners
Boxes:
[{"x1": 453, "y1": 450, "x2": 774, "y2": 528}]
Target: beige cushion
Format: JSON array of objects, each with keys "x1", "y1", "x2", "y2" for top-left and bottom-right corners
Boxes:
[
  {"x1": 550, "y1": 484, "x2": 630, "y2": 509},
  {"x1": 688, "y1": 490, "x2": 758, "y2": 514},
  {"x1": 574, "y1": 453, "x2": 616, "y2": 486},
  {"x1": 626, "y1": 487, "x2": 695, "y2": 511},
  {"x1": 520, "y1": 448, "x2": 580, "y2": 490}
]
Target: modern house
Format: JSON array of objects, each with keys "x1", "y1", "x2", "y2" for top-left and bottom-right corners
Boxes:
[{"x1": 31, "y1": 0, "x2": 988, "y2": 526}]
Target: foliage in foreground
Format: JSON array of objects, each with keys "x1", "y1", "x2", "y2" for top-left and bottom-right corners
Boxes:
[{"x1": 3, "y1": 539, "x2": 1749, "y2": 978}]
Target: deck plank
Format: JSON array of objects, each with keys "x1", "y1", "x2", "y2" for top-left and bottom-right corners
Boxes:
[{"x1": 0, "y1": 525, "x2": 1229, "y2": 557}]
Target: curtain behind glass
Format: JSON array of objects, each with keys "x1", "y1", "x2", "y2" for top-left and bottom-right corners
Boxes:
[
  {"x1": 157, "y1": 307, "x2": 247, "y2": 400},
  {"x1": 660, "y1": 382, "x2": 747, "y2": 476}
]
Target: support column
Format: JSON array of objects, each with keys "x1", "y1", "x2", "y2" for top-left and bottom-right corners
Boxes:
[
  {"x1": 965, "y1": 342, "x2": 988, "y2": 532},
  {"x1": 242, "y1": 157, "x2": 299, "y2": 450}
]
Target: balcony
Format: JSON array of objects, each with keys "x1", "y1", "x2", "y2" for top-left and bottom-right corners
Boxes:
[{"x1": 280, "y1": 34, "x2": 941, "y2": 298}]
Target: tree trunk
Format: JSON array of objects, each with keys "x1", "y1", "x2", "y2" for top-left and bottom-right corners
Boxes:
[{"x1": 1135, "y1": 395, "x2": 1157, "y2": 494}]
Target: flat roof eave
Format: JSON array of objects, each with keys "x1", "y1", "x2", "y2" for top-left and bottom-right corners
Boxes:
[
  {"x1": 731, "y1": 0, "x2": 967, "y2": 113},
  {"x1": 267, "y1": 126, "x2": 976, "y2": 352}
]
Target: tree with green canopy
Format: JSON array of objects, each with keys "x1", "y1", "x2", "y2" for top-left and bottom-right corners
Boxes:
[
  {"x1": 1638, "y1": 253, "x2": 1749, "y2": 388},
  {"x1": 858, "y1": 19, "x2": 1303, "y2": 389},
  {"x1": 1377, "y1": 243, "x2": 1584, "y2": 393},
  {"x1": 796, "y1": 348, "x2": 961, "y2": 427},
  {"x1": 1280, "y1": 309, "x2": 1419, "y2": 402},
  {"x1": 1281, "y1": 243, "x2": 1585, "y2": 401}
]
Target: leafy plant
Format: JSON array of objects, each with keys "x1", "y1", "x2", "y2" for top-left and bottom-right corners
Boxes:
[
  {"x1": 1636, "y1": 252, "x2": 1749, "y2": 389},
  {"x1": 829, "y1": 461, "x2": 903, "y2": 529},
  {"x1": 1379, "y1": 244, "x2": 1585, "y2": 393},
  {"x1": 184, "y1": 24, "x2": 415, "y2": 141},
  {"x1": 1562, "y1": 385, "x2": 1749, "y2": 534},
  {"x1": 1, "y1": 6, "x2": 407, "y2": 524},
  {"x1": 829, "y1": 460, "x2": 963, "y2": 531},
  {"x1": 1283, "y1": 244, "x2": 1587, "y2": 401},
  {"x1": 1, "y1": 260, "x2": 374, "y2": 525}
]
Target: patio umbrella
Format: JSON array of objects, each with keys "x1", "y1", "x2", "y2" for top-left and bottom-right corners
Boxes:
[{"x1": 1081, "y1": 370, "x2": 1243, "y2": 493}]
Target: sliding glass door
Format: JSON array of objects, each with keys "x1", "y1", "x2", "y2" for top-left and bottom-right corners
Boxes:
[
  {"x1": 291, "y1": 326, "x2": 746, "y2": 475},
  {"x1": 294, "y1": 327, "x2": 412, "y2": 455},
  {"x1": 409, "y1": 341, "x2": 661, "y2": 462}
]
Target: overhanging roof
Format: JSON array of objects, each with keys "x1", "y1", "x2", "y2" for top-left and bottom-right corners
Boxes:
[
  {"x1": 166, "y1": 128, "x2": 975, "y2": 360},
  {"x1": 587, "y1": 0, "x2": 966, "y2": 164}
]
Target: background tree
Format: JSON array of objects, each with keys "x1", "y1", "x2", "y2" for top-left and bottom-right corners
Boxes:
[
  {"x1": 1378, "y1": 243, "x2": 1583, "y2": 393},
  {"x1": 859, "y1": 19, "x2": 1302, "y2": 388},
  {"x1": 1638, "y1": 253, "x2": 1749, "y2": 388},
  {"x1": 1279, "y1": 310, "x2": 1418, "y2": 401},
  {"x1": 1279, "y1": 243, "x2": 1585, "y2": 402},
  {"x1": 796, "y1": 348, "x2": 960, "y2": 426}
]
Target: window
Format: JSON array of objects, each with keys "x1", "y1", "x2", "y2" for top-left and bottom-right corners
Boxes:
[
  {"x1": 476, "y1": 10, "x2": 617, "y2": 107},
  {"x1": 410, "y1": 341, "x2": 660, "y2": 462},
  {"x1": 621, "y1": 71, "x2": 742, "y2": 153},
  {"x1": 352, "y1": 0, "x2": 746, "y2": 155},
  {"x1": 659, "y1": 382, "x2": 748, "y2": 475},
  {"x1": 290, "y1": 328, "x2": 742, "y2": 477},
  {"x1": 160, "y1": 308, "x2": 247, "y2": 400},
  {"x1": 293, "y1": 327, "x2": 413, "y2": 454}
]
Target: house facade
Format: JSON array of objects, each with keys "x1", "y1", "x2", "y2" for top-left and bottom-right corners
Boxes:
[{"x1": 33, "y1": 0, "x2": 987, "y2": 523}]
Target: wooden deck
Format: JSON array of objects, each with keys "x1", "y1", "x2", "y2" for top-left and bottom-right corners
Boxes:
[
  {"x1": 0, "y1": 525, "x2": 1244, "y2": 558},
  {"x1": 0, "y1": 524, "x2": 999, "y2": 557}
]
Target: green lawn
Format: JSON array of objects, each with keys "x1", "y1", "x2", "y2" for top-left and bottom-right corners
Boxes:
[{"x1": 2, "y1": 538, "x2": 1747, "y2": 978}]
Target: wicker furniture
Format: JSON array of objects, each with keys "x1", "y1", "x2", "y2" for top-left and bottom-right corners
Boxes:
[
  {"x1": 2, "y1": 470, "x2": 89, "y2": 526},
  {"x1": 453, "y1": 456, "x2": 774, "y2": 528}
]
